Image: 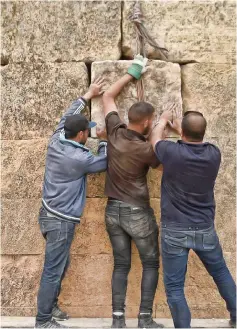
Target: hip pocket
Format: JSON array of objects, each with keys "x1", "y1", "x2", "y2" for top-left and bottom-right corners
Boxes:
[
  {"x1": 203, "y1": 229, "x2": 218, "y2": 250},
  {"x1": 41, "y1": 220, "x2": 67, "y2": 244},
  {"x1": 129, "y1": 209, "x2": 151, "y2": 238},
  {"x1": 163, "y1": 233, "x2": 188, "y2": 255}
]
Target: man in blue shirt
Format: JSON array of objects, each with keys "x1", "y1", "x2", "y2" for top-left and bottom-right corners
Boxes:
[
  {"x1": 35, "y1": 78, "x2": 108, "y2": 328},
  {"x1": 150, "y1": 109, "x2": 236, "y2": 328}
]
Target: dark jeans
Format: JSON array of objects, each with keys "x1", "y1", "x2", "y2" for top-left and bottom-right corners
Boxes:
[
  {"x1": 161, "y1": 224, "x2": 236, "y2": 328},
  {"x1": 105, "y1": 200, "x2": 160, "y2": 314},
  {"x1": 36, "y1": 207, "x2": 75, "y2": 323}
]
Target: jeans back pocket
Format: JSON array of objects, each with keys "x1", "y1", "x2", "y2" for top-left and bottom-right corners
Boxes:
[
  {"x1": 163, "y1": 233, "x2": 188, "y2": 255},
  {"x1": 202, "y1": 229, "x2": 218, "y2": 250}
]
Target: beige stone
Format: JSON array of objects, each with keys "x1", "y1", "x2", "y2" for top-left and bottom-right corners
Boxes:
[
  {"x1": 1, "y1": 255, "x2": 43, "y2": 308},
  {"x1": 214, "y1": 137, "x2": 236, "y2": 253},
  {"x1": 1, "y1": 62, "x2": 89, "y2": 139},
  {"x1": 91, "y1": 60, "x2": 182, "y2": 137},
  {"x1": 71, "y1": 198, "x2": 111, "y2": 255},
  {"x1": 182, "y1": 63, "x2": 236, "y2": 137},
  {"x1": 1, "y1": 199, "x2": 44, "y2": 255},
  {"x1": 1, "y1": 1, "x2": 121, "y2": 64},
  {"x1": 122, "y1": 1, "x2": 236, "y2": 64},
  {"x1": 1, "y1": 139, "x2": 47, "y2": 199},
  {"x1": 1, "y1": 247, "x2": 235, "y2": 318}
]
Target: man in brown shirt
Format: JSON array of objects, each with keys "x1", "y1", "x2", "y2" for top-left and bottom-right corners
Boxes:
[{"x1": 102, "y1": 57, "x2": 163, "y2": 329}]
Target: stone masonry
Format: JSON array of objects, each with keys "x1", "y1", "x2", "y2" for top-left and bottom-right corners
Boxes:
[{"x1": 1, "y1": 0, "x2": 236, "y2": 319}]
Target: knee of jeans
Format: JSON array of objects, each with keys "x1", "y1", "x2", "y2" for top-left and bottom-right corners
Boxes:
[
  {"x1": 42, "y1": 266, "x2": 64, "y2": 283},
  {"x1": 165, "y1": 284, "x2": 185, "y2": 302},
  {"x1": 141, "y1": 256, "x2": 159, "y2": 269},
  {"x1": 114, "y1": 259, "x2": 131, "y2": 272}
]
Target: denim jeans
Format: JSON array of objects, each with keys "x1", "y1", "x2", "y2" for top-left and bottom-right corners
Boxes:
[
  {"x1": 36, "y1": 207, "x2": 75, "y2": 323},
  {"x1": 161, "y1": 224, "x2": 236, "y2": 328},
  {"x1": 105, "y1": 200, "x2": 160, "y2": 314}
]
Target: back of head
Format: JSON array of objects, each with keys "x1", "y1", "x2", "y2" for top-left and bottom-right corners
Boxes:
[
  {"x1": 182, "y1": 111, "x2": 207, "y2": 142},
  {"x1": 128, "y1": 101, "x2": 154, "y2": 124}
]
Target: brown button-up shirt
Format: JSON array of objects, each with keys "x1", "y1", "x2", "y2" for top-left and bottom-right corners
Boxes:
[{"x1": 105, "y1": 111, "x2": 160, "y2": 207}]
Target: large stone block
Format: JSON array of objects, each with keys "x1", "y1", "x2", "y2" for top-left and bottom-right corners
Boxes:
[
  {"x1": 1, "y1": 1, "x2": 121, "y2": 64},
  {"x1": 214, "y1": 137, "x2": 236, "y2": 253},
  {"x1": 1, "y1": 62, "x2": 89, "y2": 139},
  {"x1": 1, "y1": 255, "x2": 43, "y2": 308},
  {"x1": 1, "y1": 199, "x2": 44, "y2": 255},
  {"x1": 1, "y1": 249, "x2": 235, "y2": 318},
  {"x1": 71, "y1": 198, "x2": 110, "y2": 255},
  {"x1": 1, "y1": 139, "x2": 47, "y2": 199},
  {"x1": 122, "y1": 1, "x2": 236, "y2": 64},
  {"x1": 182, "y1": 63, "x2": 236, "y2": 137},
  {"x1": 91, "y1": 60, "x2": 182, "y2": 137}
]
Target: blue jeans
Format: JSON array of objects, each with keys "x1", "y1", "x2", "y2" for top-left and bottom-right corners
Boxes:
[
  {"x1": 161, "y1": 224, "x2": 236, "y2": 328},
  {"x1": 36, "y1": 207, "x2": 75, "y2": 323}
]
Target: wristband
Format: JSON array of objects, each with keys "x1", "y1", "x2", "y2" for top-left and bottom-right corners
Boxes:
[{"x1": 80, "y1": 97, "x2": 88, "y2": 105}]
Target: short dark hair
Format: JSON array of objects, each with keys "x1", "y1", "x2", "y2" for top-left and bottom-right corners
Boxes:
[
  {"x1": 128, "y1": 102, "x2": 155, "y2": 124},
  {"x1": 182, "y1": 111, "x2": 207, "y2": 141},
  {"x1": 64, "y1": 129, "x2": 78, "y2": 139}
]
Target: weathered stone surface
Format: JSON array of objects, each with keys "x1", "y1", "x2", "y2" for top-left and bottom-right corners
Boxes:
[
  {"x1": 1, "y1": 139, "x2": 47, "y2": 199},
  {"x1": 122, "y1": 1, "x2": 236, "y2": 64},
  {"x1": 1, "y1": 62, "x2": 89, "y2": 139},
  {"x1": 71, "y1": 198, "x2": 110, "y2": 255},
  {"x1": 1, "y1": 255, "x2": 43, "y2": 308},
  {"x1": 91, "y1": 60, "x2": 182, "y2": 137},
  {"x1": 1, "y1": 1, "x2": 121, "y2": 63},
  {"x1": 214, "y1": 137, "x2": 236, "y2": 253},
  {"x1": 1, "y1": 199, "x2": 44, "y2": 255},
  {"x1": 1, "y1": 248, "x2": 235, "y2": 317},
  {"x1": 182, "y1": 63, "x2": 236, "y2": 137}
]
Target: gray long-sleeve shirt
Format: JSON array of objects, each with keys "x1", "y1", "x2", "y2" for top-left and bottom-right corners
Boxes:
[{"x1": 42, "y1": 97, "x2": 107, "y2": 223}]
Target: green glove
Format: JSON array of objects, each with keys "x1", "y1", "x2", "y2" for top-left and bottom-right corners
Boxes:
[{"x1": 127, "y1": 55, "x2": 148, "y2": 80}]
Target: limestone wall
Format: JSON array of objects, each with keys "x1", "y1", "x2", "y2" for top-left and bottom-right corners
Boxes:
[{"x1": 1, "y1": 0, "x2": 236, "y2": 319}]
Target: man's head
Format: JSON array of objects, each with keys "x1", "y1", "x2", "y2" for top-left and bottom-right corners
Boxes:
[
  {"x1": 128, "y1": 101, "x2": 155, "y2": 135},
  {"x1": 64, "y1": 114, "x2": 96, "y2": 145},
  {"x1": 181, "y1": 111, "x2": 207, "y2": 142}
]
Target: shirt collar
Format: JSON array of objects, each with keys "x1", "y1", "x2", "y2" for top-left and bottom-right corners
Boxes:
[
  {"x1": 178, "y1": 139, "x2": 208, "y2": 146},
  {"x1": 126, "y1": 129, "x2": 146, "y2": 142},
  {"x1": 59, "y1": 131, "x2": 89, "y2": 151}
]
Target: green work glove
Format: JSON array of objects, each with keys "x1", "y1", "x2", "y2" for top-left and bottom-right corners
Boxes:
[{"x1": 127, "y1": 54, "x2": 148, "y2": 80}]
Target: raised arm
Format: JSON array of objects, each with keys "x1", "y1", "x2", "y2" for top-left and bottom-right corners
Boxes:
[
  {"x1": 102, "y1": 74, "x2": 133, "y2": 116},
  {"x1": 55, "y1": 77, "x2": 105, "y2": 134},
  {"x1": 150, "y1": 104, "x2": 181, "y2": 150},
  {"x1": 102, "y1": 55, "x2": 148, "y2": 117}
]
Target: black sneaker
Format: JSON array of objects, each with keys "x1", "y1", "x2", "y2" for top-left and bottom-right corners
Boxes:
[
  {"x1": 138, "y1": 314, "x2": 164, "y2": 328},
  {"x1": 52, "y1": 305, "x2": 69, "y2": 321},
  {"x1": 111, "y1": 314, "x2": 126, "y2": 328},
  {"x1": 35, "y1": 318, "x2": 68, "y2": 328},
  {"x1": 230, "y1": 320, "x2": 237, "y2": 328}
]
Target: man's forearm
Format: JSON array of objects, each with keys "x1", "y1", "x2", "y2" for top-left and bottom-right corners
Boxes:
[
  {"x1": 103, "y1": 74, "x2": 133, "y2": 100},
  {"x1": 82, "y1": 91, "x2": 93, "y2": 102},
  {"x1": 103, "y1": 73, "x2": 133, "y2": 116},
  {"x1": 150, "y1": 118, "x2": 168, "y2": 150}
]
